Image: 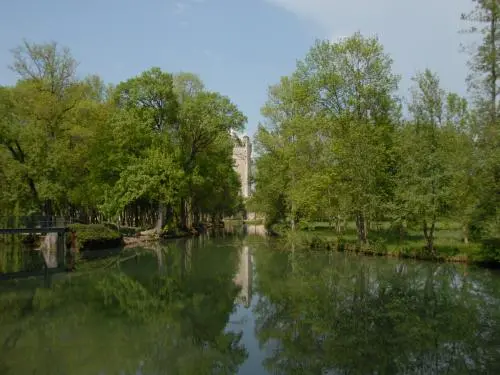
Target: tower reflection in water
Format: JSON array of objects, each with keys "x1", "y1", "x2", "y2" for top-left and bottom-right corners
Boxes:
[{"x1": 234, "y1": 245, "x2": 253, "y2": 308}]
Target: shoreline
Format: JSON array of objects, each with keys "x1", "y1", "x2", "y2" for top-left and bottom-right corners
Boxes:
[{"x1": 289, "y1": 235, "x2": 499, "y2": 269}]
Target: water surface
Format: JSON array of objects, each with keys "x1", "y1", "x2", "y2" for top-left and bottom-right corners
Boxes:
[{"x1": 1, "y1": 227, "x2": 500, "y2": 374}]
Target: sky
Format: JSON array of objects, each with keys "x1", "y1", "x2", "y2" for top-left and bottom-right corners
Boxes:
[{"x1": 0, "y1": 0, "x2": 475, "y2": 137}]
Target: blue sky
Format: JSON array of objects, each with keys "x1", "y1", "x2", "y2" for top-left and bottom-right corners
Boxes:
[{"x1": 0, "y1": 0, "x2": 475, "y2": 136}]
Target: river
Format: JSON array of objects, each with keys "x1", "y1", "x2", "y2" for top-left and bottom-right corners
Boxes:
[{"x1": 1, "y1": 225, "x2": 500, "y2": 374}]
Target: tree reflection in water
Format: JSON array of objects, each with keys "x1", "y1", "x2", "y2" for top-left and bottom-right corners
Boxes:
[
  {"x1": 2, "y1": 236, "x2": 500, "y2": 375},
  {"x1": 253, "y1": 249, "x2": 500, "y2": 375},
  {"x1": 0, "y1": 239, "x2": 248, "y2": 375}
]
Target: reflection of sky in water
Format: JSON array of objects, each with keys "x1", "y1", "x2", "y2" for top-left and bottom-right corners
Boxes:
[
  {"x1": 226, "y1": 243, "x2": 267, "y2": 374},
  {"x1": 227, "y1": 297, "x2": 267, "y2": 375}
]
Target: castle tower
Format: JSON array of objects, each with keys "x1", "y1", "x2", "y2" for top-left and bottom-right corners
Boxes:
[{"x1": 232, "y1": 135, "x2": 252, "y2": 198}]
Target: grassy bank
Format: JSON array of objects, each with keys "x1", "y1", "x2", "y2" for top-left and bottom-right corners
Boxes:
[
  {"x1": 68, "y1": 224, "x2": 124, "y2": 251},
  {"x1": 272, "y1": 221, "x2": 499, "y2": 266}
]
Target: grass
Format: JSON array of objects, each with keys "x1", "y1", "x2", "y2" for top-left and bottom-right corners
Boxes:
[{"x1": 274, "y1": 221, "x2": 485, "y2": 264}]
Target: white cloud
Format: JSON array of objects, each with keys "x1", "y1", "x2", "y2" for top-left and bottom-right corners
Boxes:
[
  {"x1": 264, "y1": 0, "x2": 469, "y2": 38},
  {"x1": 174, "y1": 2, "x2": 189, "y2": 14},
  {"x1": 264, "y1": 0, "x2": 475, "y2": 96},
  {"x1": 174, "y1": 0, "x2": 205, "y2": 15}
]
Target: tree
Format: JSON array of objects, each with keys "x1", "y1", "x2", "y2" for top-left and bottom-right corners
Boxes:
[
  {"x1": 9, "y1": 40, "x2": 78, "y2": 96},
  {"x1": 173, "y1": 72, "x2": 205, "y2": 104},
  {"x1": 113, "y1": 67, "x2": 178, "y2": 133},
  {"x1": 175, "y1": 91, "x2": 246, "y2": 227},
  {"x1": 254, "y1": 32, "x2": 400, "y2": 242},
  {"x1": 396, "y1": 70, "x2": 473, "y2": 253},
  {"x1": 461, "y1": 0, "x2": 500, "y2": 125},
  {"x1": 104, "y1": 68, "x2": 246, "y2": 230},
  {"x1": 0, "y1": 42, "x2": 100, "y2": 218},
  {"x1": 461, "y1": 0, "x2": 500, "y2": 243}
]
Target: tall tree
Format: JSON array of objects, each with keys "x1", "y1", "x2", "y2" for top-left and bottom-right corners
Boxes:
[
  {"x1": 0, "y1": 41, "x2": 92, "y2": 218},
  {"x1": 397, "y1": 70, "x2": 473, "y2": 253},
  {"x1": 462, "y1": 0, "x2": 500, "y2": 243},
  {"x1": 462, "y1": 0, "x2": 500, "y2": 125},
  {"x1": 254, "y1": 32, "x2": 400, "y2": 242},
  {"x1": 9, "y1": 40, "x2": 77, "y2": 96}
]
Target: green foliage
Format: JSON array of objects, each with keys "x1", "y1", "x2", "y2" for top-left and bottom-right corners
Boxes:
[
  {"x1": 254, "y1": 23, "x2": 499, "y2": 261},
  {"x1": 460, "y1": 0, "x2": 500, "y2": 246},
  {"x1": 461, "y1": 0, "x2": 500, "y2": 122},
  {"x1": 68, "y1": 224, "x2": 123, "y2": 251},
  {"x1": 254, "y1": 33, "x2": 400, "y2": 241},
  {"x1": 0, "y1": 42, "x2": 246, "y2": 232}
]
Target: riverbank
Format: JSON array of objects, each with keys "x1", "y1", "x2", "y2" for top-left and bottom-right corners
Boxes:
[
  {"x1": 271, "y1": 222, "x2": 500, "y2": 267},
  {"x1": 122, "y1": 222, "x2": 231, "y2": 247},
  {"x1": 122, "y1": 228, "x2": 193, "y2": 247}
]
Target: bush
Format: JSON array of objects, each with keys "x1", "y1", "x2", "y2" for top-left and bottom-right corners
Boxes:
[
  {"x1": 336, "y1": 237, "x2": 347, "y2": 252},
  {"x1": 68, "y1": 224, "x2": 123, "y2": 251},
  {"x1": 472, "y1": 238, "x2": 500, "y2": 264},
  {"x1": 309, "y1": 236, "x2": 327, "y2": 250},
  {"x1": 372, "y1": 239, "x2": 388, "y2": 255}
]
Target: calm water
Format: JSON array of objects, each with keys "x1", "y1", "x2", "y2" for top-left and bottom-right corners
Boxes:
[{"x1": 1, "y1": 226, "x2": 500, "y2": 374}]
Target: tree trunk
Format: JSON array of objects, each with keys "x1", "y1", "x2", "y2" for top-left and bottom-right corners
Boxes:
[
  {"x1": 463, "y1": 224, "x2": 469, "y2": 245},
  {"x1": 186, "y1": 199, "x2": 193, "y2": 230},
  {"x1": 192, "y1": 205, "x2": 200, "y2": 229},
  {"x1": 180, "y1": 198, "x2": 193, "y2": 230},
  {"x1": 43, "y1": 200, "x2": 54, "y2": 226},
  {"x1": 355, "y1": 212, "x2": 368, "y2": 244},
  {"x1": 423, "y1": 219, "x2": 436, "y2": 255},
  {"x1": 156, "y1": 203, "x2": 166, "y2": 233},
  {"x1": 335, "y1": 217, "x2": 341, "y2": 234},
  {"x1": 134, "y1": 204, "x2": 140, "y2": 228},
  {"x1": 180, "y1": 199, "x2": 187, "y2": 230}
]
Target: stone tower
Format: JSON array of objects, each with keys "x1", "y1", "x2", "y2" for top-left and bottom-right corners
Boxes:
[{"x1": 232, "y1": 135, "x2": 252, "y2": 198}]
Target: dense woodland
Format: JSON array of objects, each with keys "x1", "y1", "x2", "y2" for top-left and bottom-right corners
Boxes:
[
  {"x1": 0, "y1": 44, "x2": 246, "y2": 231},
  {"x1": 249, "y1": 0, "x2": 500, "y2": 258}
]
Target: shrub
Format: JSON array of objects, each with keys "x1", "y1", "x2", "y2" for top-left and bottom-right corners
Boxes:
[
  {"x1": 372, "y1": 239, "x2": 388, "y2": 255},
  {"x1": 68, "y1": 224, "x2": 123, "y2": 251},
  {"x1": 472, "y1": 238, "x2": 500, "y2": 264}
]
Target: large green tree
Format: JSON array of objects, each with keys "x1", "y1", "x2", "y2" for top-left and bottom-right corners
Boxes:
[
  {"x1": 254, "y1": 33, "x2": 399, "y2": 242},
  {"x1": 461, "y1": 0, "x2": 500, "y2": 244},
  {"x1": 396, "y1": 70, "x2": 475, "y2": 253},
  {"x1": 0, "y1": 41, "x2": 109, "y2": 220}
]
